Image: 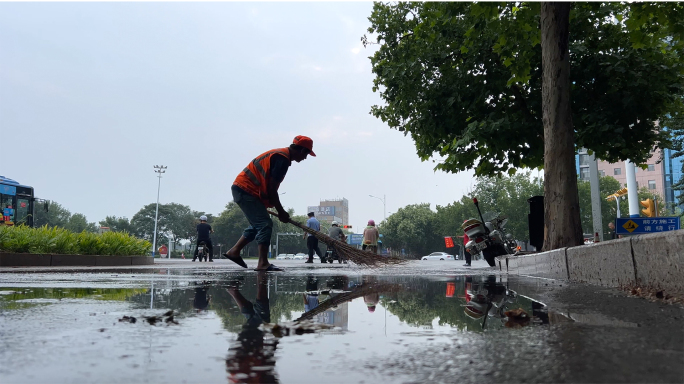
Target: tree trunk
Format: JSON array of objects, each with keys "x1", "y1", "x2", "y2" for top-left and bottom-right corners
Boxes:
[{"x1": 541, "y1": 2, "x2": 584, "y2": 251}]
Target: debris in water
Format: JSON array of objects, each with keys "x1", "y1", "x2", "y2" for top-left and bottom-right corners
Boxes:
[
  {"x1": 623, "y1": 285, "x2": 682, "y2": 304},
  {"x1": 144, "y1": 316, "x2": 162, "y2": 325},
  {"x1": 163, "y1": 310, "x2": 174, "y2": 317},
  {"x1": 504, "y1": 308, "x2": 531, "y2": 328},
  {"x1": 118, "y1": 316, "x2": 137, "y2": 324},
  {"x1": 262, "y1": 320, "x2": 336, "y2": 337},
  {"x1": 165, "y1": 315, "x2": 179, "y2": 325}
]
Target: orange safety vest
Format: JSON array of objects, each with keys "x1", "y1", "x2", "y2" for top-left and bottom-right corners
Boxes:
[{"x1": 233, "y1": 148, "x2": 291, "y2": 208}]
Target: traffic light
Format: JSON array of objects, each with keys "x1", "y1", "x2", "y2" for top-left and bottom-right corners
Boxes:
[
  {"x1": 343, "y1": 225, "x2": 352, "y2": 229},
  {"x1": 640, "y1": 198, "x2": 655, "y2": 217}
]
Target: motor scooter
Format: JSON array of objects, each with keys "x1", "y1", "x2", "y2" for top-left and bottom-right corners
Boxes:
[{"x1": 461, "y1": 198, "x2": 513, "y2": 266}]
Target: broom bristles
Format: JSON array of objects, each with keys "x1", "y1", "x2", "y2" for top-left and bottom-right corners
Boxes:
[{"x1": 268, "y1": 211, "x2": 406, "y2": 267}]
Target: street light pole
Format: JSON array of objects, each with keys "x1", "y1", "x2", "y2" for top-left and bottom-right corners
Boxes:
[
  {"x1": 369, "y1": 194, "x2": 386, "y2": 221},
  {"x1": 152, "y1": 165, "x2": 167, "y2": 257}
]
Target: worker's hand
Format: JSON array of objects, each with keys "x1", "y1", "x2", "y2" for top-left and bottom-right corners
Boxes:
[{"x1": 278, "y1": 211, "x2": 290, "y2": 223}]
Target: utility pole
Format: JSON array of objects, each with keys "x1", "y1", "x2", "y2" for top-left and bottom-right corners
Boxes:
[
  {"x1": 625, "y1": 160, "x2": 639, "y2": 217},
  {"x1": 588, "y1": 152, "x2": 603, "y2": 241},
  {"x1": 152, "y1": 165, "x2": 167, "y2": 257},
  {"x1": 369, "y1": 194, "x2": 386, "y2": 222}
]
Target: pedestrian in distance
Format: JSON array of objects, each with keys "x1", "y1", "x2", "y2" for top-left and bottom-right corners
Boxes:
[
  {"x1": 223, "y1": 135, "x2": 316, "y2": 272},
  {"x1": 607, "y1": 221, "x2": 621, "y2": 240},
  {"x1": 362, "y1": 220, "x2": 380, "y2": 254},
  {"x1": 327, "y1": 221, "x2": 347, "y2": 263},
  {"x1": 193, "y1": 215, "x2": 214, "y2": 262},
  {"x1": 304, "y1": 212, "x2": 324, "y2": 263}
]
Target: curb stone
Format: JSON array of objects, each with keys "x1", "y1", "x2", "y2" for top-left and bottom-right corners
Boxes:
[{"x1": 496, "y1": 229, "x2": 684, "y2": 296}]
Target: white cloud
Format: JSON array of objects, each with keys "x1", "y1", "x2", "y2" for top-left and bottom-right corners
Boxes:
[{"x1": 350, "y1": 47, "x2": 361, "y2": 55}]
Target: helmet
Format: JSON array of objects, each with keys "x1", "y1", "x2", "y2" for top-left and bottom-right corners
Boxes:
[
  {"x1": 331, "y1": 221, "x2": 339, "y2": 226},
  {"x1": 200, "y1": 215, "x2": 208, "y2": 221},
  {"x1": 368, "y1": 220, "x2": 375, "y2": 226}
]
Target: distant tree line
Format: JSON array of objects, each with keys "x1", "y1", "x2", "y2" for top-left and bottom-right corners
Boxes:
[
  {"x1": 380, "y1": 172, "x2": 666, "y2": 258},
  {"x1": 33, "y1": 169, "x2": 672, "y2": 259},
  {"x1": 34, "y1": 200, "x2": 320, "y2": 257},
  {"x1": 33, "y1": 202, "x2": 99, "y2": 233}
]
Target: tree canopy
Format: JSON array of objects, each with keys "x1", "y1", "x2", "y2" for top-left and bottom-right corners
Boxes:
[
  {"x1": 98, "y1": 216, "x2": 133, "y2": 233},
  {"x1": 33, "y1": 201, "x2": 97, "y2": 233},
  {"x1": 130, "y1": 202, "x2": 205, "y2": 246},
  {"x1": 365, "y1": 2, "x2": 684, "y2": 176}
]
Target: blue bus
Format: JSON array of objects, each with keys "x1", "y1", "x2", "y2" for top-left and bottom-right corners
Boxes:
[{"x1": 0, "y1": 175, "x2": 35, "y2": 227}]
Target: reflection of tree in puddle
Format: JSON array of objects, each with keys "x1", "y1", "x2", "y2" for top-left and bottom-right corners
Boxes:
[
  {"x1": 0, "y1": 288, "x2": 148, "y2": 310},
  {"x1": 381, "y1": 275, "x2": 547, "y2": 331}
]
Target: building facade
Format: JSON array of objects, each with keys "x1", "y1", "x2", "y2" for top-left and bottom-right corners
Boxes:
[
  {"x1": 307, "y1": 198, "x2": 349, "y2": 225},
  {"x1": 576, "y1": 147, "x2": 684, "y2": 213},
  {"x1": 664, "y1": 147, "x2": 684, "y2": 214}
]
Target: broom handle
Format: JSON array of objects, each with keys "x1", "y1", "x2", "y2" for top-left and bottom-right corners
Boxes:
[
  {"x1": 267, "y1": 210, "x2": 308, "y2": 232},
  {"x1": 267, "y1": 210, "x2": 339, "y2": 242}
]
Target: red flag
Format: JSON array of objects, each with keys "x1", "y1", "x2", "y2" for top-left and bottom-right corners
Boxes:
[{"x1": 444, "y1": 236, "x2": 455, "y2": 248}]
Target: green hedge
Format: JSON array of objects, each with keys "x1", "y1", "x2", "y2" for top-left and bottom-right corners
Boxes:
[{"x1": 0, "y1": 225, "x2": 151, "y2": 256}]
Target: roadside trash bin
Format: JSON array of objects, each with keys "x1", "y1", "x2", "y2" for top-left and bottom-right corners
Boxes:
[{"x1": 528, "y1": 196, "x2": 544, "y2": 251}]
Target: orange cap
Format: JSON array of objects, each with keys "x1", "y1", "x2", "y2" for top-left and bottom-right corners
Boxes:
[{"x1": 293, "y1": 135, "x2": 316, "y2": 156}]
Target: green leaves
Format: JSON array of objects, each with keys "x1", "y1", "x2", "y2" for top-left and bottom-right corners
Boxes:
[
  {"x1": 366, "y1": 2, "x2": 684, "y2": 176},
  {"x1": 0, "y1": 225, "x2": 151, "y2": 255},
  {"x1": 380, "y1": 172, "x2": 544, "y2": 255}
]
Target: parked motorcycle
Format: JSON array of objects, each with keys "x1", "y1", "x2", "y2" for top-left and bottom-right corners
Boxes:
[
  {"x1": 461, "y1": 198, "x2": 515, "y2": 266},
  {"x1": 463, "y1": 275, "x2": 521, "y2": 329}
]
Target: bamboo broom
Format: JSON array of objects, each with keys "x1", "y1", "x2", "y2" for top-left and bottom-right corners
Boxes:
[{"x1": 267, "y1": 211, "x2": 406, "y2": 267}]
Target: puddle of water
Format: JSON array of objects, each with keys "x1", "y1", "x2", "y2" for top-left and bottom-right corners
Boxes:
[{"x1": 0, "y1": 273, "x2": 627, "y2": 383}]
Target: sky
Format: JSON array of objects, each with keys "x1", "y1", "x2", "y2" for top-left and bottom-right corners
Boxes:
[{"x1": 0, "y1": 2, "x2": 476, "y2": 232}]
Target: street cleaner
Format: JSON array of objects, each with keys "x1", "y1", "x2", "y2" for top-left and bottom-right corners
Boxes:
[{"x1": 223, "y1": 135, "x2": 316, "y2": 271}]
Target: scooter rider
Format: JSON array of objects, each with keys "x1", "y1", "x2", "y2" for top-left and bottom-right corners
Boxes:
[
  {"x1": 327, "y1": 221, "x2": 347, "y2": 263},
  {"x1": 193, "y1": 215, "x2": 214, "y2": 262}
]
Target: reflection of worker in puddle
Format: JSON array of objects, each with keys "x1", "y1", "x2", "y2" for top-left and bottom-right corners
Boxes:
[
  {"x1": 193, "y1": 287, "x2": 212, "y2": 312},
  {"x1": 304, "y1": 275, "x2": 320, "y2": 312},
  {"x1": 363, "y1": 292, "x2": 379, "y2": 313},
  {"x1": 361, "y1": 276, "x2": 380, "y2": 313},
  {"x1": 225, "y1": 272, "x2": 278, "y2": 384}
]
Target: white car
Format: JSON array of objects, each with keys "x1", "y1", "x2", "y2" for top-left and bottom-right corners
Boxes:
[
  {"x1": 293, "y1": 253, "x2": 306, "y2": 260},
  {"x1": 421, "y1": 252, "x2": 455, "y2": 261},
  {"x1": 276, "y1": 254, "x2": 290, "y2": 260}
]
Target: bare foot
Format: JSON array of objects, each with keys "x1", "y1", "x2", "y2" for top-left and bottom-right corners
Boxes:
[
  {"x1": 255, "y1": 262, "x2": 271, "y2": 270},
  {"x1": 223, "y1": 249, "x2": 248, "y2": 268}
]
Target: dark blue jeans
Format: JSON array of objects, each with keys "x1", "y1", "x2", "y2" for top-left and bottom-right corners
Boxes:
[{"x1": 232, "y1": 186, "x2": 273, "y2": 245}]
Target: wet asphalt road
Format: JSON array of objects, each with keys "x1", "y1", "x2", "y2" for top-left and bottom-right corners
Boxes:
[{"x1": 0, "y1": 259, "x2": 682, "y2": 384}]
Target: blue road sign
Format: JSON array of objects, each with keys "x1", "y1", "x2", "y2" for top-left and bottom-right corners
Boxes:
[
  {"x1": 348, "y1": 234, "x2": 364, "y2": 245},
  {"x1": 615, "y1": 217, "x2": 681, "y2": 235}
]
